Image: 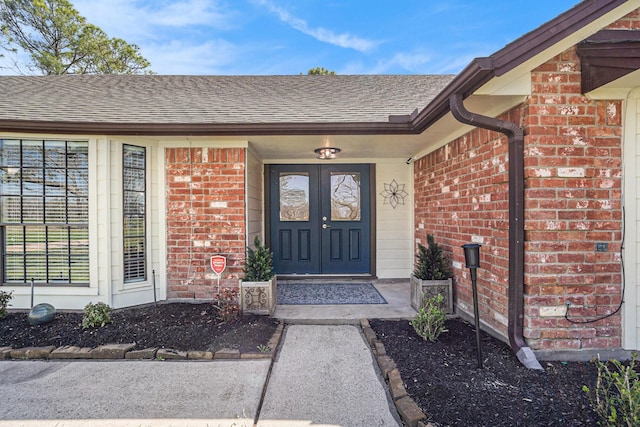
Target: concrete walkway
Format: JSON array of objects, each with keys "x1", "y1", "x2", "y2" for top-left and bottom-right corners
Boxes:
[
  {"x1": 0, "y1": 359, "x2": 270, "y2": 426},
  {"x1": 259, "y1": 325, "x2": 401, "y2": 427},
  {"x1": 0, "y1": 324, "x2": 402, "y2": 427}
]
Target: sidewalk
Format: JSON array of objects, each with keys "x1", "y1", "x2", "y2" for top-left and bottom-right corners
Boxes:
[
  {"x1": 0, "y1": 324, "x2": 401, "y2": 427},
  {"x1": 259, "y1": 324, "x2": 401, "y2": 426}
]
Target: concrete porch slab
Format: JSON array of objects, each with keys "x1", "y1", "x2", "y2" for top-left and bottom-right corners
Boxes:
[{"x1": 273, "y1": 280, "x2": 417, "y2": 323}]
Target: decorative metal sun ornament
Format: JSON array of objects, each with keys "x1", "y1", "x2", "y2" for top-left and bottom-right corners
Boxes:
[{"x1": 380, "y1": 179, "x2": 408, "y2": 209}]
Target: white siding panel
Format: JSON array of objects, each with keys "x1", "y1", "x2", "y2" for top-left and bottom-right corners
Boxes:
[
  {"x1": 246, "y1": 146, "x2": 264, "y2": 244},
  {"x1": 375, "y1": 160, "x2": 413, "y2": 279}
]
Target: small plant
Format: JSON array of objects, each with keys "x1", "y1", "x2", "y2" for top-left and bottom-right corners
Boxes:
[
  {"x1": 410, "y1": 293, "x2": 447, "y2": 342},
  {"x1": 243, "y1": 236, "x2": 274, "y2": 282},
  {"x1": 257, "y1": 344, "x2": 271, "y2": 353},
  {"x1": 583, "y1": 353, "x2": 640, "y2": 426},
  {"x1": 217, "y1": 287, "x2": 239, "y2": 322},
  {"x1": 81, "y1": 302, "x2": 112, "y2": 329},
  {"x1": 0, "y1": 290, "x2": 13, "y2": 320},
  {"x1": 413, "y1": 234, "x2": 452, "y2": 280}
]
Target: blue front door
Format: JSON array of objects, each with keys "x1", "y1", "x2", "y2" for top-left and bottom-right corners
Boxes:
[{"x1": 268, "y1": 164, "x2": 372, "y2": 275}]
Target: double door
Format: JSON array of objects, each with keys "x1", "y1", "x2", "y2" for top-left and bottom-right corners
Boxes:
[{"x1": 268, "y1": 164, "x2": 372, "y2": 275}]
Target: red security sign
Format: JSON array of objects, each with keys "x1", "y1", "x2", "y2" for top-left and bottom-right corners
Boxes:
[{"x1": 210, "y1": 255, "x2": 226, "y2": 275}]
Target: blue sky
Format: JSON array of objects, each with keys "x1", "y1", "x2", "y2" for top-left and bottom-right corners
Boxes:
[{"x1": 72, "y1": 1, "x2": 580, "y2": 74}]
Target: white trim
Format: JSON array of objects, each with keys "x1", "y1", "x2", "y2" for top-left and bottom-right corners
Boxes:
[
  {"x1": 93, "y1": 138, "x2": 109, "y2": 304},
  {"x1": 623, "y1": 87, "x2": 640, "y2": 350},
  {"x1": 156, "y1": 144, "x2": 168, "y2": 302}
]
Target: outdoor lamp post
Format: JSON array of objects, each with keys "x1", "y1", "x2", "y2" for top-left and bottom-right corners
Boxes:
[{"x1": 462, "y1": 243, "x2": 483, "y2": 369}]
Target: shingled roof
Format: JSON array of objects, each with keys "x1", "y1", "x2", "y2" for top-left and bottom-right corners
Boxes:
[{"x1": 0, "y1": 74, "x2": 455, "y2": 135}]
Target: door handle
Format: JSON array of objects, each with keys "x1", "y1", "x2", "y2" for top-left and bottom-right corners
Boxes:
[{"x1": 322, "y1": 224, "x2": 331, "y2": 229}]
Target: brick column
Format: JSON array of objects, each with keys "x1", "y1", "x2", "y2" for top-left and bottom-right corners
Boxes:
[{"x1": 165, "y1": 147, "x2": 246, "y2": 299}]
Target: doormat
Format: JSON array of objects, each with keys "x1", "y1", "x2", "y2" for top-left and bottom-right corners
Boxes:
[{"x1": 277, "y1": 283, "x2": 387, "y2": 305}]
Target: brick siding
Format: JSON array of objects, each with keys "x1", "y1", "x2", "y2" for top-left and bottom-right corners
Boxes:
[
  {"x1": 414, "y1": 114, "x2": 516, "y2": 339},
  {"x1": 413, "y1": 9, "x2": 640, "y2": 351},
  {"x1": 523, "y1": 46, "x2": 623, "y2": 350},
  {"x1": 165, "y1": 147, "x2": 246, "y2": 299}
]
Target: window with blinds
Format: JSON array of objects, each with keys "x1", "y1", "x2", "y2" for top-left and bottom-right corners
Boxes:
[
  {"x1": 0, "y1": 139, "x2": 89, "y2": 285},
  {"x1": 123, "y1": 145, "x2": 146, "y2": 282}
]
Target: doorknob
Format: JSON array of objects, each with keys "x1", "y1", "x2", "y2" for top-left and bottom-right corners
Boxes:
[{"x1": 322, "y1": 224, "x2": 331, "y2": 229}]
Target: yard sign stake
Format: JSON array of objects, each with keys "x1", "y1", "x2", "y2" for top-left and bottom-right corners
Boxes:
[{"x1": 210, "y1": 255, "x2": 226, "y2": 296}]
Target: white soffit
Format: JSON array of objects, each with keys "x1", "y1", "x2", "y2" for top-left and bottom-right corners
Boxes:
[{"x1": 586, "y1": 69, "x2": 640, "y2": 100}]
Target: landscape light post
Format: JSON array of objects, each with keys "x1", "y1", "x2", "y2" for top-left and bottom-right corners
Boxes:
[{"x1": 462, "y1": 243, "x2": 483, "y2": 369}]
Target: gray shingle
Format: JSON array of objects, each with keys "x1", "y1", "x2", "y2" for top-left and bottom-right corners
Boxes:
[{"x1": 0, "y1": 75, "x2": 455, "y2": 125}]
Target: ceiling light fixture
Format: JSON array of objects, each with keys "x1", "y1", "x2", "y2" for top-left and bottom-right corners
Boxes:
[{"x1": 314, "y1": 147, "x2": 341, "y2": 160}]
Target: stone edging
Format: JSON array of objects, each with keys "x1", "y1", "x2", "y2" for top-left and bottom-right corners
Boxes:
[
  {"x1": 0, "y1": 321, "x2": 285, "y2": 362},
  {"x1": 361, "y1": 319, "x2": 436, "y2": 427}
]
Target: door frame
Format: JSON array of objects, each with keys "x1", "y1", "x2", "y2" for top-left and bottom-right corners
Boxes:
[{"x1": 264, "y1": 163, "x2": 376, "y2": 277}]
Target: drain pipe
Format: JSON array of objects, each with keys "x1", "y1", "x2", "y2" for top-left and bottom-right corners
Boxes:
[{"x1": 449, "y1": 93, "x2": 542, "y2": 370}]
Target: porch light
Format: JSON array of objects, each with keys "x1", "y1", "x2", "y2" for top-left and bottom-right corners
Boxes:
[{"x1": 314, "y1": 147, "x2": 341, "y2": 160}]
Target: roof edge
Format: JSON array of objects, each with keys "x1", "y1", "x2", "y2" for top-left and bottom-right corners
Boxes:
[
  {"x1": 491, "y1": 0, "x2": 628, "y2": 75},
  {"x1": 411, "y1": 58, "x2": 495, "y2": 134},
  {"x1": 0, "y1": 120, "x2": 414, "y2": 137},
  {"x1": 409, "y1": 0, "x2": 629, "y2": 133}
]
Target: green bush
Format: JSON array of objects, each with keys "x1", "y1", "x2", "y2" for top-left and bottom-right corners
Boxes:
[
  {"x1": 243, "y1": 236, "x2": 274, "y2": 282},
  {"x1": 413, "y1": 234, "x2": 452, "y2": 280},
  {"x1": 0, "y1": 290, "x2": 13, "y2": 320},
  {"x1": 410, "y1": 293, "x2": 447, "y2": 342},
  {"x1": 583, "y1": 353, "x2": 640, "y2": 426},
  {"x1": 81, "y1": 302, "x2": 112, "y2": 329}
]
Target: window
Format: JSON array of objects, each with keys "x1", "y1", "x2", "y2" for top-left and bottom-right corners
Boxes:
[
  {"x1": 123, "y1": 145, "x2": 146, "y2": 282},
  {"x1": 279, "y1": 173, "x2": 309, "y2": 221},
  {"x1": 0, "y1": 139, "x2": 89, "y2": 285}
]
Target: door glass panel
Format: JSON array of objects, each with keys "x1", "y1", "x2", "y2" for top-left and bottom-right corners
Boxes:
[
  {"x1": 280, "y1": 173, "x2": 309, "y2": 221},
  {"x1": 331, "y1": 173, "x2": 361, "y2": 221}
]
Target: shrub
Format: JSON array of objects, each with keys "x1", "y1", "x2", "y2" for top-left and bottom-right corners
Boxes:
[
  {"x1": 583, "y1": 353, "x2": 640, "y2": 426},
  {"x1": 217, "y1": 287, "x2": 239, "y2": 322},
  {"x1": 413, "y1": 234, "x2": 452, "y2": 280},
  {"x1": 0, "y1": 290, "x2": 13, "y2": 320},
  {"x1": 243, "y1": 236, "x2": 274, "y2": 282},
  {"x1": 82, "y1": 302, "x2": 112, "y2": 329},
  {"x1": 410, "y1": 293, "x2": 447, "y2": 342}
]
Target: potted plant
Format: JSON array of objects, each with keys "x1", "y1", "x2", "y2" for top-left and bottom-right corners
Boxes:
[
  {"x1": 239, "y1": 235, "x2": 276, "y2": 315},
  {"x1": 410, "y1": 234, "x2": 454, "y2": 314}
]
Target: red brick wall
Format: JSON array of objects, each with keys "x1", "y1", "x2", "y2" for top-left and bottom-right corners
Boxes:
[
  {"x1": 165, "y1": 147, "x2": 246, "y2": 299},
  {"x1": 413, "y1": 9, "x2": 640, "y2": 350},
  {"x1": 523, "y1": 47, "x2": 623, "y2": 351},
  {"x1": 414, "y1": 114, "x2": 516, "y2": 339}
]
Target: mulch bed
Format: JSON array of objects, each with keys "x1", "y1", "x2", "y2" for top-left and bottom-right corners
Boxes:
[
  {"x1": 370, "y1": 318, "x2": 600, "y2": 427},
  {"x1": 0, "y1": 302, "x2": 280, "y2": 353},
  {"x1": 0, "y1": 303, "x2": 625, "y2": 426}
]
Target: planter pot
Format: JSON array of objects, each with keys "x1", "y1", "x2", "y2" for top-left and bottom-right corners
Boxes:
[
  {"x1": 239, "y1": 277, "x2": 276, "y2": 316},
  {"x1": 410, "y1": 275, "x2": 453, "y2": 314}
]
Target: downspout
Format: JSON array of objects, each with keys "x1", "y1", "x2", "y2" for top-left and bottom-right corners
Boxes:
[{"x1": 449, "y1": 93, "x2": 542, "y2": 370}]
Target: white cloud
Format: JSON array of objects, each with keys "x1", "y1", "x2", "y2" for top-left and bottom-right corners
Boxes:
[
  {"x1": 253, "y1": 0, "x2": 377, "y2": 53},
  {"x1": 71, "y1": 0, "x2": 244, "y2": 74},
  {"x1": 73, "y1": 0, "x2": 238, "y2": 41},
  {"x1": 144, "y1": 39, "x2": 239, "y2": 74},
  {"x1": 386, "y1": 52, "x2": 433, "y2": 72}
]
